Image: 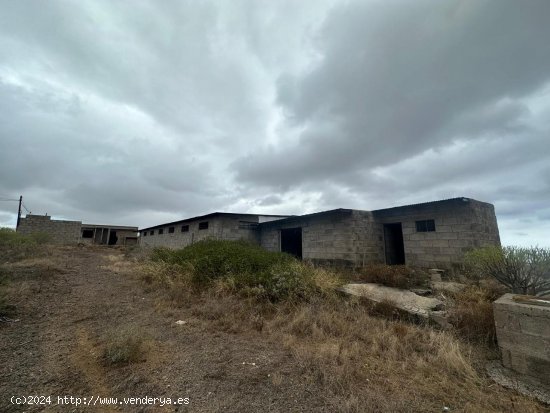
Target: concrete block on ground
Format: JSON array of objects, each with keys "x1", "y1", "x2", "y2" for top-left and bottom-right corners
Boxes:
[{"x1": 493, "y1": 293, "x2": 550, "y2": 386}]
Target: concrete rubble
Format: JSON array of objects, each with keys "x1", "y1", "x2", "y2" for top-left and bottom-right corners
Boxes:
[{"x1": 339, "y1": 283, "x2": 444, "y2": 318}]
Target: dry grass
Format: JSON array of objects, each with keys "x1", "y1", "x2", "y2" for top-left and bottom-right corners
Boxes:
[
  {"x1": 448, "y1": 285, "x2": 499, "y2": 346},
  {"x1": 0, "y1": 255, "x2": 65, "y2": 318},
  {"x1": 103, "y1": 326, "x2": 149, "y2": 365},
  {"x1": 267, "y1": 300, "x2": 540, "y2": 412},
  {"x1": 353, "y1": 264, "x2": 429, "y2": 289},
  {"x1": 128, "y1": 248, "x2": 544, "y2": 412},
  {"x1": 164, "y1": 292, "x2": 543, "y2": 412},
  {"x1": 139, "y1": 277, "x2": 542, "y2": 411}
]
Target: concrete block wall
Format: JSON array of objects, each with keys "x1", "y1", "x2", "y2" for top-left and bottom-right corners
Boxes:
[
  {"x1": 493, "y1": 294, "x2": 550, "y2": 385},
  {"x1": 17, "y1": 214, "x2": 81, "y2": 244},
  {"x1": 260, "y1": 211, "x2": 374, "y2": 267},
  {"x1": 140, "y1": 215, "x2": 261, "y2": 249},
  {"x1": 301, "y1": 213, "x2": 356, "y2": 266},
  {"x1": 373, "y1": 198, "x2": 500, "y2": 269},
  {"x1": 113, "y1": 229, "x2": 139, "y2": 245},
  {"x1": 349, "y1": 210, "x2": 384, "y2": 266}
]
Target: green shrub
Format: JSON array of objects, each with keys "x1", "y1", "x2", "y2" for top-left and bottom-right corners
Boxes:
[
  {"x1": 354, "y1": 264, "x2": 429, "y2": 289},
  {"x1": 150, "y1": 240, "x2": 337, "y2": 301},
  {"x1": 0, "y1": 227, "x2": 50, "y2": 245},
  {"x1": 0, "y1": 227, "x2": 48, "y2": 261},
  {"x1": 152, "y1": 240, "x2": 294, "y2": 279},
  {"x1": 465, "y1": 246, "x2": 550, "y2": 296}
]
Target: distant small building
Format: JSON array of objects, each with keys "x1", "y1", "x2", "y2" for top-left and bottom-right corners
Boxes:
[
  {"x1": 17, "y1": 214, "x2": 138, "y2": 246},
  {"x1": 139, "y1": 197, "x2": 501, "y2": 269}
]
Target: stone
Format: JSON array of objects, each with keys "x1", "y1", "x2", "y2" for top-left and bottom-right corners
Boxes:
[
  {"x1": 411, "y1": 288, "x2": 432, "y2": 297},
  {"x1": 429, "y1": 269, "x2": 444, "y2": 282},
  {"x1": 430, "y1": 273, "x2": 442, "y2": 282},
  {"x1": 429, "y1": 311, "x2": 452, "y2": 329}
]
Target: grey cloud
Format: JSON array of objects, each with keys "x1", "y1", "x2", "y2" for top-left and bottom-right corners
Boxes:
[
  {"x1": 0, "y1": 0, "x2": 549, "y2": 246},
  {"x1": 256, "y1": 195, "x2": 283, "y2": 206},
  {"x1": 235, "y1": 0, "x2": 550, "y2": 187}
]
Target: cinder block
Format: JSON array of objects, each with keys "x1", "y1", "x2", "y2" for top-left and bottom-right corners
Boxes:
[{"x1": 494, "y1": 294, "x2": 550, "y2": 385}]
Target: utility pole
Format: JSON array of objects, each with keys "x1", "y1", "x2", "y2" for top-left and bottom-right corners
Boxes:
[{"x1": 16, "y1": 195, "x2": 22, "y2": 230}]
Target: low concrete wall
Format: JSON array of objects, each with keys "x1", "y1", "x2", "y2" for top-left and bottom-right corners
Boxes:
[{"x1": 493, "y1": 294, "x2": 550, "y2": 385}]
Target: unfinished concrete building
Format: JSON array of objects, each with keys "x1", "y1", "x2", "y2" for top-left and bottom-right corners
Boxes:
[
  {"x1": 139, "y1": 198, "x2": 500, "y2": 269},
  {"x1": 80, "y1": 224, "x2": 139, "y2": 246},
  {"x1": 17, "y1": 214, "x2": 138, "y2": 246},
  {"x1": 139, "y1": 212, "x2": 290, "y2": 249}
]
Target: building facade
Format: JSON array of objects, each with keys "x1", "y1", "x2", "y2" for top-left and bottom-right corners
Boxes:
[
  {"x1": 17, "y1": 214, "x2": 138, "y2": 246},
  {"x1": 139, "y1": 198, "x2": 501, "y2": 269},
  {"x1": 138, "y1": 213, "x2": 290, "y2": 249}
]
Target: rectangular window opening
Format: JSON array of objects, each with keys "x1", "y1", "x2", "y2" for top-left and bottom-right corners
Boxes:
[
  {"x1": 168, "y1": 226, "x2": 175, "y2": 233},
  {"x1": 158, "y1": 228, "x2": 164, "y2": 235},
  {"x1": 181, "y1": 225, "x2": 189, "y2": 232},
  {"x1": 198, "y1": 221, "x2": 209, "y2": 230},
  {"x1": 82, "y1": 229, "x2": 94, "y2": 238},
  {"x1": 416, "y1": 219, "x2": 436, "y2": 232}
]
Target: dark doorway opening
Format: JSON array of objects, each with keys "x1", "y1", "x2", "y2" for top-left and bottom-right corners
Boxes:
[
  {"x1": 108, "y1": 230, "x2": 118, "y2": 246},
  {"x1": 281, "y1": 228, "x2": 302, "y2": 259},
  {"x1": 383, "y1": 223, "x2": 405, "y2": 265}
]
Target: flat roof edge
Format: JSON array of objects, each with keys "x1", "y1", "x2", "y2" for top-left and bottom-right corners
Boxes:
[{"x1": 139, "y1": 212, "x2": 291, "y2": 231}]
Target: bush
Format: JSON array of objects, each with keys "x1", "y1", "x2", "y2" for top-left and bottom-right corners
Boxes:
[
  {"x1": 103, "y1": 327, "x2": 147, "y2": 365},
  {"x1": 150, "y1": 240, "x2": 341, "y2": 301},
  {"x1": 354, "y1": 264, "x2": 429, "y2": 289},
  {"x1": 0, "y1": 227, "x2": 49, "y2": 261},
  {"x1": 465, "y1": 246, "x2": 550, "y2": 296},
  {"x1": 0, "y1": 227, "x2": 49, "y2": 246},
  {"x1": 448, "y1": 286, "x2": 497, "y2": 345}
]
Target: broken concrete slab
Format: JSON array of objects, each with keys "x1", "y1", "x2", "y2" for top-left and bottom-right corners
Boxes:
[
  {"x1": 339, "y1": 283, "x2": 444, "y2": 318},
  {"x1": 410, "y1": 288, "x2": 432, "y2": 297},
  {"x1": 431, "y1": 281, "x2": 467, "y2": 295}
]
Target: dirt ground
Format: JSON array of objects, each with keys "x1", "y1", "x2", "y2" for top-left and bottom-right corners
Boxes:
[{"x1": 0, "y1": 247, "x2": 326, "y2": 412}]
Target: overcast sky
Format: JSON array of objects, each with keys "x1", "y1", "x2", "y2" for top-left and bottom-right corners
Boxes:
[{"x1": 1, "y1": 0, "x2": 549, "y2": 246}]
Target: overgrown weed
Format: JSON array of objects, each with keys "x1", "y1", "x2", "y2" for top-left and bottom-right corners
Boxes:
[
  {"x1": 132, "y1": 240, "x2": 544, "y2": 412},
  {"x1": 103, "y1": 326, "x2": 149, "y2": 365},
  {"x1": 352, "y1": 263, "x2": 429, "y2": 289}
]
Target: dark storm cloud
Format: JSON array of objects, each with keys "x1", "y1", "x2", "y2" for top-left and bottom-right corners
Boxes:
[
  {"x1": 1, "y1": 0, "x2": 549, "y2": 245},
  {"x1": 0, "y1": 0, "x2": 285, "y2": 226},
  {"x1": 235, "y1": 0, "x2": 550, "y2": 188}
]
